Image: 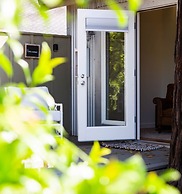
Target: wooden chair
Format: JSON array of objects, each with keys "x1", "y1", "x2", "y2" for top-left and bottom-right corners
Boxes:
[{"x1": 153, "y1": 84, "x2": 174, "y2": 132}]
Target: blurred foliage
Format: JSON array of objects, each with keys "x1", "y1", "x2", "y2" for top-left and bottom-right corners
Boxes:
[{"x1": 0, "y1": 0, "x2": 180, "y2": 193}]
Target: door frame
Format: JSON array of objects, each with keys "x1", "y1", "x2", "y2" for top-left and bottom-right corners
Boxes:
[
  {"x1": 136, "y1": 4, "x2": 177, "y2": 139},
  {"x1": 67, "y1": 2, "x2": 177, "y2": 138},
  {"x1": 136, "y1": 12, "x2": 140, "y2": 140}
]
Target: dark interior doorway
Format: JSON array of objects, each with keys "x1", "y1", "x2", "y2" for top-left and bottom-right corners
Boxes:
[{"x1": 139, "y1": 6, "x2": 176, "y2": 141}]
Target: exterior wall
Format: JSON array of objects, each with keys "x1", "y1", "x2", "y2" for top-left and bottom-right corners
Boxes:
[
  {"x1": 64, "y1": 0, "x2": 177, "y2": 9},
  {"x1": 70, "y1": 0, "x2": 177, "y2": 10},
  {"x1": 139, "y1": 0, "x2": 177, "y2": 10},
  {"x1": 21, "y1": 2, "x2": 67, "y2": 35},
  {"x1": 0, "y1": 33, "x2": 72, "y2": 133}
]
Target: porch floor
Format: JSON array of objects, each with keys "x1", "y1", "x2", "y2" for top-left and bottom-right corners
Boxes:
[
  {"x1": 140, "y1": 128, "x2": 171, "y2": 143},
  {"x1": 68, "y1": 128, "x2": 171, "y2": 172}
]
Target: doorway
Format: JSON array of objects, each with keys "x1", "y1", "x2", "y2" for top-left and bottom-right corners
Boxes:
[{"x1": 139, "y1": 6, "x2": 176, "y2": 141}]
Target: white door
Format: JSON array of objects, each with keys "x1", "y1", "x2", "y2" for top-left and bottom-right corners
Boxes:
[{"x1": 77, "y1": 9, "x2": 136, "y2": 141}]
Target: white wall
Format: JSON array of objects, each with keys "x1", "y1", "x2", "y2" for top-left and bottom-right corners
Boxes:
[
  {"x1": 20, "y1": 2, "x2": 67, "y2": 35},
  {"x1": 140, "y1": 6, "x2": 176, "y2": 128}
]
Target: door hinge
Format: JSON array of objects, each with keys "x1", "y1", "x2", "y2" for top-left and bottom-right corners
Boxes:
[
  {"x1": 75, "y1": 49, "x2": 78, "y2": 78},
  {"x1": 87, "y1": 31, "x2": 95, "y2": 41},
  {"x1": 134, "y1": 116, "x2": 137, "y2": 123}
]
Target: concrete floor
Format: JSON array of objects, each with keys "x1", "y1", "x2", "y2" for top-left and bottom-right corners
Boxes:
[{"x1": 69, "y1": 136, "x2": 170, "y2": 172}]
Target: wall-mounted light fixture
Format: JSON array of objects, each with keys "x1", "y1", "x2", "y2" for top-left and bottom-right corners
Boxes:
[{"x1": 53, "y1": 44, "x2": 58, "y2": 52}]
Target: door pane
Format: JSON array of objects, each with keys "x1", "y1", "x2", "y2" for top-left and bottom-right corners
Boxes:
[
  {"x1": 87, "y1": 31, "x2": 101, "y2": 127},
  {"x1": 87, "y1": 31, "x2": 125, "y2": 127},
  {"x1": 106, "y1": 32, "x2": 125, "y2": 122}
]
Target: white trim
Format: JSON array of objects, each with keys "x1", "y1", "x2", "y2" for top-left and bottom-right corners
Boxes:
[
  {"x1": 136, "y1": 13, "x2": 140, "y2": 140},
  {"x1": 101, "y1": 32, "x2": 106, "y2": 124},
  {"x1": 85, "y1": 17, "x2": 129, "y2": 32},
  {"x1": 87, "y1": 33, "x2": 96, "y2": 126},
  {"x1": 67, "y1": 6, "x2": 78, "y2": 135},
  {"x1": 139, "y1": 0, "x2": 177, "y2": 11}
]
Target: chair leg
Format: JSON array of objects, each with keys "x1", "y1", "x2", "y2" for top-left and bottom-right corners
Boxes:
[
  {"x1": 156, "y1": 123, "x2": 162, "y2": 133},
  {"x1": 157, "y1": 127, "x2": 162, "y2": 133}
]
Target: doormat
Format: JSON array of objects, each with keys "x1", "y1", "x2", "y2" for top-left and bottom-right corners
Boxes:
[{"x1": 101, "y1": 140, "x2": 165, "y2": 152}]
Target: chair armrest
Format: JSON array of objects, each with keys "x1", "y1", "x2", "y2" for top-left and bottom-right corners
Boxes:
[
  {"x1": 153, "y1": 97, "x2": 163, "y2": 116},
  {"x1": 153, "y1": 97, "x2": 165, "y2": 104},
  {"x1": 153, "y1": 97, "x2": 172, "y2": 109},
  {"x1": 54, "y1": 103, "x2": 63, "y2": 111},
  {"x1": 54, "y1": 103, "x2": 63, "y2": 126}
]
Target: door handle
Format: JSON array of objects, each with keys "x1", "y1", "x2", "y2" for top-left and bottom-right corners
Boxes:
[{"x1": 81, "y1": 81, "x2": 85, "y2": 85}]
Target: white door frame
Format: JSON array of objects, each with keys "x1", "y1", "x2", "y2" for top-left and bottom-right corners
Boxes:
[
  {"x1": 136, "y1": 12, "x2": 140, "y2": 140},
  {"x1": 136, "y1": 3, "x2": 177, "y2": 139},
  {"x1": 68, "y1": 1, "x2": 177, "y2": 138},
  {"x1": 77, "y1": 9, "x2": 136, "y2": 141}
]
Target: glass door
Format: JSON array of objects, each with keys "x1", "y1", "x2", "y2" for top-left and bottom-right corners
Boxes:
[
  {"x1": 102, "y1": 32, "x2": 125, "y2": 126},
  {"x1": 77, "y1": 9, "x2": 136, "y2": 141}
]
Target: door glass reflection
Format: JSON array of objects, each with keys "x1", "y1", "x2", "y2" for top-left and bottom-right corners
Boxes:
[
  {"x1": 106, "y1": 32, "x2": 125, "y2": 122},
  {"x1": 87, "y1": 31, "x2": 125, "y2": 127}
]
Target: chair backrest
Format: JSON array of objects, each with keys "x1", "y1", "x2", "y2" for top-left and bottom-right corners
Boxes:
[
  {"x1": 166, "y1": 83, "x2": 174, "y2": 101},
  {"x1": 6, "y1": 86, "x2": 55, "y2": 110}
]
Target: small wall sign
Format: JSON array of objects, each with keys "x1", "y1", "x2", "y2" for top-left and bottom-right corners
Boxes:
[{"x1": 24, "y1": 43, "x2": 40, "y2": 58}]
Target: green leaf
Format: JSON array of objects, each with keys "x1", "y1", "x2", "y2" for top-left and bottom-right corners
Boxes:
[
  {"x1": 160, "y1": 168, "x2": 181, "y2": 182},
  {"x1": 49, "y1": 57, "x2": 66, "y2": 68},
  {"x1": 38, "y1": 42, "x2": 51, "y2": 67},
  {"x1": 17, "y1": 59, "x2": 32, "y2": 86},
  {"x1": 89, "y1": 141, "x2": 111, "y2": 164},
  {"x1": 128, "y1": 0, "x2": 142, "y2": 11},
  {"x1": 0, "y1": 51, "x2": 13, "y2": 78},
  {"x1": 7, "y1": 39, "x2": 23, "y2": 60},
  {"x1": 107, "y1": 0, "x2": 128, "y2": 26},
  {"x1": 144, "y1": 171, "x2": 180, "y2": 194},
  {"x1": 76, "y1": 0, "x2": 89, "y2": 6},
  {"x1": 31, "y1": 42, "x2": 65, "y2": 86},
  {"x1": 30, "y1": 0, "x2": 49, "y2": 20},
  {"x1": 103, "y1": 156, "x2": 146, "y2": 194},
  {"x1": 0, "y1": 0, "x2": 22, "y2": 39},
  {"x1": 38, "y1": 0, "x2": 63, "y2": 8}
]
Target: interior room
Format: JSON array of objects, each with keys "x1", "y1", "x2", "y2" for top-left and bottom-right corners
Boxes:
[{"x1": 140, "y1": 6, "x2": 176, "y2": 140}]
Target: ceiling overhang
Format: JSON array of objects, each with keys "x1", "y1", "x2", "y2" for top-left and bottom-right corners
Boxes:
[{"x1": 58, "y1": 0, "x2": 104, "y2": 7}]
